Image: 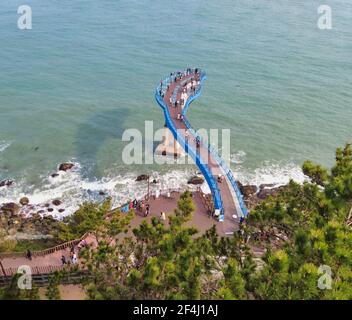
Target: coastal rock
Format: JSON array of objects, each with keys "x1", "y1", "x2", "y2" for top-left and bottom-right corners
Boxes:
[
  {"x1": 51, "y1": 173, "x2": 59, "y2": 178},
  {"x1": 239, "y1": 185, "x2": 257, "y2": 198},
  {"x1": 257, "y1": 187, "x2": 282, "y2": 200},
  {"x1": 0, "y1": 179, "x2": 14, "y2": 188},
  {"x1": 47, "y1": 208, "x2": 54, "y2": 212},
  {"x1": 259, "y1": 184, "x2": 276, "y2": 191},
  {"x1": 58, "y1": 209, "x2": 65, "y2": 213},
  {"x1": 58, "y1": 163, "x2": 75, "y2": 171},
  {"x1": 1, "y1": 203, "x2": 21, "y2": 216},
  {"x1": 136, "y1": 174, "x2": 149, "y2": 182},
  {"x1": 19, "y1": 197, "x2": 30, "y2": 206},
  {"x1": 52, "y1": 199, "x2": 62, "y2": 206},
  {"x1": 188, "y1": 176, "x2": 205, "y2": 185}
]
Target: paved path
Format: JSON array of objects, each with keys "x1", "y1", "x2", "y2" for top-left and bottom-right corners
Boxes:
[{"x1": 0, "y1": 192, "x2": 219, "y2": 275}]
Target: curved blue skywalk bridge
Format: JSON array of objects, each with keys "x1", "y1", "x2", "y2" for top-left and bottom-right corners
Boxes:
[{"x1": 155, "y1": 69, "x2": 248, "y2": 234}]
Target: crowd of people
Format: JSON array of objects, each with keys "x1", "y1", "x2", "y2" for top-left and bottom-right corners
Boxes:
[
  {"x1": 158, "y1": 68, "x2": 202, "y2": 103},
  {"x1": 127, "y1": 197, "x2": 167, "y2": 222},
  {"x1": 60, "y1": 239, "x2": 88, "y2": 266}
]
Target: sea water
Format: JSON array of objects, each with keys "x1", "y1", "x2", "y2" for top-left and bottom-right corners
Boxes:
[{"x1": 0, "y1": 0, "x2": 351, "y2": 216}]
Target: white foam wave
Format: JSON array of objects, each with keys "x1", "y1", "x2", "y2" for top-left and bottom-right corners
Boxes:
[
  {"x1": 0, "y1": 163, "x2": 200, "y2": 219},
  {"x1": 0, "y1": 159, "x2": 307, "y2": 219},
  {"x1": 230, "y1": 150, "x2": 246, "y2": 165},
  {"x1": 0, "y1": 141, "x2": 11, "y2": 153},
  {"x1": 234, "y1": 161, "x2": 307, "y2": 187}
]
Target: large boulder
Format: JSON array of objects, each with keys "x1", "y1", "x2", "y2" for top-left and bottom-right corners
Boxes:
[
  {"x1": 1, "y1": 203, "x2": 21, "y2": 216},
  {"x1": 136, "y1": 174, "x2": 149, "y2": 182},
  {"x1": 239, "y1": 185, "x2": 257, "y2": 198},
  {"x1": 188, "y1": 176, "x2": 205, "y2": 185},
  {"x1": 19, "y1": 197, "x2": 30, "y2": 206},
  {"x1": 0, "y1": 179, "x2": 13, "y2": 187},
  {"x1": 257, "y1": 187, "x2": 283, "y2": 200},
  {"x1": 58, "y1": 163, "x2": 75, "y2": 171}
]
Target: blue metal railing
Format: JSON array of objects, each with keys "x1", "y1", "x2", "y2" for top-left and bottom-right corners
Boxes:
[
  {"x1": 155, "y1": 89, "x2": 223, "y2": 213},
  {"x1": 178, "y1": 71, "x2": 248, "y2": 218},
  {"x1": 155, "y1": 68, "x2": 249, "y2": 219}
]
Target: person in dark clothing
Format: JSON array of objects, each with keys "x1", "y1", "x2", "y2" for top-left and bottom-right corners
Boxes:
[
  {"x1": 61, "y1": 255, "x2": 67, "y2": 265},
  {"x1": 133, "y1": 199, "x2": 138, "y2": 209},
  {"x1": 145, "y1": 203, "x2": 150, "y2": 217},
  {"x1": 26, "y1": 249, "x2": 32, "y2": 261},
  {"x1": 240, "y1": 216, "x2": 245, "y2": 225}
]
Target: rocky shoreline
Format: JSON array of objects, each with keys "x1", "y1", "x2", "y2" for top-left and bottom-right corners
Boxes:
[{"x1": 1, "y1": 164, "x2": 285, "y2": 240}]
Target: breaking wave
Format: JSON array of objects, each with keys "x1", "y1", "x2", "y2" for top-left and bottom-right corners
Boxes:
[{"x1": 0, "y1": 158, "x2": 307, "y2": 219}]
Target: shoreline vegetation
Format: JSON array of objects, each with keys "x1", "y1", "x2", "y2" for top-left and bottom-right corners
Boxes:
[{"x1": 0, "y1": 143, "x2": 351, "y2": 300}]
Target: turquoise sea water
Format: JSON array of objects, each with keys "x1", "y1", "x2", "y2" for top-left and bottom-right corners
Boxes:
[{"x1": 0, "y1": 0, "x2": 351, "y2": 215}]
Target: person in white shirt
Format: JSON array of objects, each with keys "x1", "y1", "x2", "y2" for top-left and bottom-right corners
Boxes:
[{"x1": 160, "y1": 211, "x2": 166, "y2": 221}]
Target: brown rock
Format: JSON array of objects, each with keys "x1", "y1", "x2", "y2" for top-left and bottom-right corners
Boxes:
[
  {"x1": 239, "y1": 185, "x2": 257, "y2": 198},
  {"x1": 47, "y1": 208, "x2": 54, "y2": 212},
  {"x1": 259, "y1": 184, "x2": 276, "y2": 191},
  {"x1": 136, "y1": 174, "x2": 149, "y2": 182},
  {"x1": 188, "y1": 176, "x2": 205, "y2": 185},
  {"x1": 1, "y1": 203, "x2": 21, "y2": 216},
  {"x1": 58, "y1": 209, "x2": 65, "y2": 213},
  {"x1": 257, "y1": 187, "x2": 282, "y2": 200},
  {"x1": 58, "y1": 163, "x2": 74, "y2": 171},
  {"x1": 0, "y1": 179, "x2": 13, "y2": 187},
  {"x1": 19, "y1": 197, "x2": 30, "y2": 206},
  {"x1": 52, "y1": 199, "x2": 62, "y2": 206},
  {"x1": 51, "y1": 173, "x2": 59, "y2": 178}
]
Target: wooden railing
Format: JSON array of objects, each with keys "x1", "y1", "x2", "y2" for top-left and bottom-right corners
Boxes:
[
  {"x1": 0, "y1": 265, "x2": 67, "y2": 277},
  {"x1": 0, "y1": 269, "x2": 91, "y2": 287},
  {"x1": 0, "y1": 233, "x2": 90, "y2": 259},
  {"x1": 32, "y1": 233, "x2": 90, "y2": 257}
]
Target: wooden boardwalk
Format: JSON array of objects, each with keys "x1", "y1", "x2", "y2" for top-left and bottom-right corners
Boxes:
[{"x1": 0, "y1": 191, "x2": 220, "y2": 278}]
